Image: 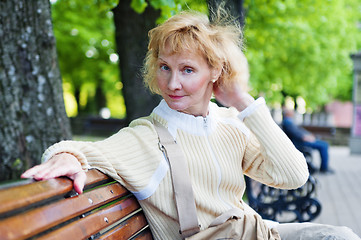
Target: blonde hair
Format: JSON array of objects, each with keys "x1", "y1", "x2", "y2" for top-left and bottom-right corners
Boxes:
[{"x1": 143, "y1": 9, "x2": 249, "y2": 95}]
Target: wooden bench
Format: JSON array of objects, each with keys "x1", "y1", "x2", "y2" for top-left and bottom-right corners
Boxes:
[
  {"x1": 245, "y1": 175, "x2": 322, "y2": 223},
  {"x1": 0, "y1": 168, "x2": 322, "y2": 240},
  {"x1": 0, "y1": 169, "x2": 153, "y2": 240},
  {"x1": 302, "y1": 125, "x2": 336, "y2": 139}
]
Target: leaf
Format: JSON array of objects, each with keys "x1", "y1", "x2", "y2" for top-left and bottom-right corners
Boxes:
[
  {"x1": 149, "y1": 0, "x2": 176, "y2": 9},
  {"x1": 97, "y1": 0, "x2": 119, "y2": 11},
  {"x1": 130, "y1": 0, "x2": 148, "y2": 14}
]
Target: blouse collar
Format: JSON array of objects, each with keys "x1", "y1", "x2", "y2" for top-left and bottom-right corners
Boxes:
[{"x1": 152, "y1": 99, "x2": 217, "y2": 139}]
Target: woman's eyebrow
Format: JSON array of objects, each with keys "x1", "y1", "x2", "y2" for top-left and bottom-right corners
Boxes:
[
  {"x1": 179, "y1": 60, "x2": 197, "y2": 67},
  {"x1": 157, "y1": 57, "x2": 196, "y2": 66},
  {"x1": 158, "y1": 57, "x2": 167, "y2": 63}
]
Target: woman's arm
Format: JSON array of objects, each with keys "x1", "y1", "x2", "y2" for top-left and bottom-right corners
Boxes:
[
  {"x1": 22, "y1": 119, "x2": 161, "y2": 194},
  {"x1": 240, "y1": 102, "x2": 309, "y2": 189},
  {"x1": 213, "y1": 82, "x2": 308, "y2": 189}
]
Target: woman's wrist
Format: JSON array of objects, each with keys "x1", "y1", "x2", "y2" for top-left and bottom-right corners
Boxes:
[
  {"x1": 233, "y1": 93, "x2": 255, "y2": 112},
  {"x1": 238, "y1": 97, "x2": 265, "y2": 121}
]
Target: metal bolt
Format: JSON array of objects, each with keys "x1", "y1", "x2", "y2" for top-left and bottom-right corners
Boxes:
[
  {"x1": 88, "y1": 198, "x2": 93, "y2": 204},
  {"x1": 104, "y1": 217, "x2": 109, "y2": 223},
  {"x1": 110, "y1": 190, "x2": 114, "y2": 194}
]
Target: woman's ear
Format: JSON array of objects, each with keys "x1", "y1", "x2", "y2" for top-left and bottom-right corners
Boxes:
[{"x1": 211, "y1": 67, "x2": 222, "y2": 83}]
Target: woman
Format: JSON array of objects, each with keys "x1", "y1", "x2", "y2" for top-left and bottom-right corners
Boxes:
[{"x1": 22, "y1": 10, "x2": 359, "y2": 240}]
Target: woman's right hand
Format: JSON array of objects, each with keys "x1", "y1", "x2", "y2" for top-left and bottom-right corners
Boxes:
[
  {"x1": 21, "y1": 153, "x2": 86, "y2": 194},
  {"x1": 213, "y1": 81, "x2": 255, "y2": 112}
]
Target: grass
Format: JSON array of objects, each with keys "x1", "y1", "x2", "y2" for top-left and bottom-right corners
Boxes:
[{"x1": 73, "y1": 135, "x2": 106, "y2": 142}]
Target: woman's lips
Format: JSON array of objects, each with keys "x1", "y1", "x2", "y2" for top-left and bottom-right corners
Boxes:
[{"x1": 169, "y1": 95, "x2": 184, "y2": 100}]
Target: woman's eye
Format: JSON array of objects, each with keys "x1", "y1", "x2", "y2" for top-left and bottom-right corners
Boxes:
[
  {"x1": 160, "y1": 65, "x2": 170, "y2": 71},
  {"x1": 184, "y1": 68, "x2": 193, "y2": 74}
]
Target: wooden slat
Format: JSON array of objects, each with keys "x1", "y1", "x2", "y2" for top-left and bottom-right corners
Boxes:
[
  {"x1": 36, "y1": 196, "x2": 141, "y2": 240},
  {"x1": 0, "y1": 182, "x2": 129, "y2": 240},
  {"x1": 84, "y1": 169, "x2": 113, "y2": 189},
  {"x1": 98, "y1": 212, "x2": 150, "y2": 240},
  {"x1": 0, "y1": 170, "x2": 154, "y2": 239},
  {"x1": 130, "y1": 229, "x2": 154, "y2": 240},
  {"x1": 0, "y1": 177, "x2": 73, "y2": 217},
  {"x1": 0, "y1": 169, "x2": 110, "y2": 217}
]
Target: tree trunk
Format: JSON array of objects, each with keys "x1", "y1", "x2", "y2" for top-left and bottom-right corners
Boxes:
[
  {"x1": 113, "y1": 1, "x2": 161, "y2": 124},
  {"x1": 0, "y1": 0, "x2": 71, "y2": 181}
]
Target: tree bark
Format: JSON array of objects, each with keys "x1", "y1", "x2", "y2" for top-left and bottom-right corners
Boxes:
[
  {"x1": 113, "y1": 1, "x2": 161, "y2": 124},
  {"x1": 0, "y1": 0, "x2": 71, "y2": 181}
]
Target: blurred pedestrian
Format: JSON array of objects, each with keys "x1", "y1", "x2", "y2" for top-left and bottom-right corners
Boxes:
[{"x1": 282, "y1": 108, "x2": 333, "y2": 174}]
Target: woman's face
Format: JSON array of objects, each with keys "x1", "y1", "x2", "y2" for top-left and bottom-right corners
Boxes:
[{"x1": 156, "y1": 44, "x2": 216, "y2": 117}]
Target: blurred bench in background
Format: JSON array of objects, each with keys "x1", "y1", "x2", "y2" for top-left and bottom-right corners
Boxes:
[{"x1": 245, "y1": 175, "x2": 322, "y2": 223}]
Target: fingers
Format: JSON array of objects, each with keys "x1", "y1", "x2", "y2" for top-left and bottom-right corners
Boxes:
[
  {"x1": 21, "y1": 153, "x2": 86, "y2": 194},
  {"x1": 21, "y1": 154, "x2": 72, "y2": 180},
  {"x1": 21, "y1": 164, "x2": 45, "y2": 178},
  {"x1": 214, "y1": 83, "x2": 255, "y2": 111},
  {"x1": 25, "y1": 162, "x2": 56, "y2": 180},
  {"x1": 40, "y1": 157, "x2": 80, "y2": 179},
  {"x1": 72, "y1": 171, "x2": 87, "y2": 194},
  {"x1": 21, "y1": 161, "x2": 60, "y2": 180},
  {"x1": 213, "y1": 84, "x2": 229, "y2": 107}
]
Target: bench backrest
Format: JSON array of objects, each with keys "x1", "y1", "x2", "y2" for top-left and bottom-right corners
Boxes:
[{"x1": 0, "y1": 169, "x2": 153, "y2": 240}]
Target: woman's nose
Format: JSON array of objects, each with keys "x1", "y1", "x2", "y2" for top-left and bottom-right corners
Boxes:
[{"x1": 168, "y1": 72, "x2": 181, "y2": 90}]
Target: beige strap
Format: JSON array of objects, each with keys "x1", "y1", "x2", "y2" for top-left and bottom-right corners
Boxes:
[
  {"x1": 153, "y1": 120, "x2": 200, "y2": 238},
  {"x1": 209, "y1": 207, "x2": 244, "y2": 227}
]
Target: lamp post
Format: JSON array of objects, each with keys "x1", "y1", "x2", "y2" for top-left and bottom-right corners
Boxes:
[{"x1": 350, "y1": 52, "x2": 361, "y2": 154}]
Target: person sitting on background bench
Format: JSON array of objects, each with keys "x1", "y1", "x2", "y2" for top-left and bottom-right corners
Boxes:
[{"x1": 282, "y1": 108, "x2": 333, "y2": 174}]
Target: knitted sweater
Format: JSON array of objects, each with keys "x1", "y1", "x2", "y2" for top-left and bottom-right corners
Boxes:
[{"x1": 42, "y1": 98, "x2": 308, "y2": 240}]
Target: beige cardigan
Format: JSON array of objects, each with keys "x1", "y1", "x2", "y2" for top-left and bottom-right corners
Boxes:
[{"x1": 42, "y1": 98, "x2": 308, "y2": 240}]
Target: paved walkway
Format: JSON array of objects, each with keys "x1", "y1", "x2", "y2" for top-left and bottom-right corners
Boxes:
[{"x1": 312, "y1": 146, "x2": 361, "y2": 237}]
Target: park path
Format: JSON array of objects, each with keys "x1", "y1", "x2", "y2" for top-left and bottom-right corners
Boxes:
[{"x1": 312, "y1": 146, "x2": 361, "y2": 237}]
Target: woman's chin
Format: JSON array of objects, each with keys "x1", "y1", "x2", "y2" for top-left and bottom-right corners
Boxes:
[{"x1": 165, "y1": 101, "x2": 186, "y2": 112}]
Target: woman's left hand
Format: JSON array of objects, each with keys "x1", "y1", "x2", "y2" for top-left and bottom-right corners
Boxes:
[
  {"x1": 21, "y1": 153, "x2": 86, "y2": 194},
  {"x1": 213, "y1": 82, "x2": 254, "y2": 112}
]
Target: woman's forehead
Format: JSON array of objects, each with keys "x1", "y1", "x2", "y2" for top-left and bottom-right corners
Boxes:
[
  {"x1": 159, "y1": 43, "x2": 205, "y2": 60},
  {"x1": 159, "y1": 42, "x2": 189, "y2": 54},
  {"x1": 162, "y1": 33, "x2": 202, "y2": 51},
  {"x1": 158, "y1": 51, "x2": 199, "y2": 64},
  {"x1": 161, "y1": 37, "x2": 204, "y2": 56}
]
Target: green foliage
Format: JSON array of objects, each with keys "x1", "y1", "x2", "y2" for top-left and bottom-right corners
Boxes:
[
  {"x1": 51, "y1": 0, "x2": 361, "y2": 118},
  {"x1": 130, "y1": 0, "x2": 208, "y2": 22},
  {"x1": 51, "y1": 0, "x2": 207, "y2": 118},
  {"x1": 129, "y1": 0, "x2": 360, "y2": 110},
  {"x1": 51, "y1": 0, "x2": 125, "y2": 118},
  {"x1": 131, "y1": 0, "x2": 149, "y2": 13},
  {"x1": 243, "y1": 0, "x2": 361, "y2": 110},
  {"x1": 12, "y1": 158, "x2": 23, "y2": 171}
]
